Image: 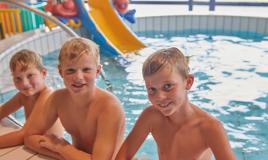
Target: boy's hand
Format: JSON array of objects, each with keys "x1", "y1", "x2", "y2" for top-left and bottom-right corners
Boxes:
[{"x1": 39, "y1": 134, "x2": 69, "y2": 153}]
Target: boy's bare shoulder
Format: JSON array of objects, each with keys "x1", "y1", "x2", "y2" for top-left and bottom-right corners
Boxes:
[
  {"x1": 143, "y1": 106, "x2": 162, "y2": 116},
  {"x1": 50, "y1": 88, "x2": 69, "y2": 97},
  {"x1": 139, "y1": 106, "x2": 165, "y2": 124},
  {"x1": 46, "y1": 88, "x2": 69, "y2": 103},
  {"x1": 96, "y1": 88, "x2": 121, "y2": 105},
  {"x1": 193, "y1": 106, "x2": 224, "y2": 136},
  {"x1": 95, "y1": 88, "x2": 123, "y2": 114},
  {"x1": 37, "y1": 87, "x2": 54, "y2": 100},
  {"x1": 200, "y1": 115, "x2": 223, "y2": 131}
]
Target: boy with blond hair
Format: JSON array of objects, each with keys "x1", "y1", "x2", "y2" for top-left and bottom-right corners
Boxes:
[
  {"x1": 24, "y1": 37, "x2": 125, "y2": 160},
  {"x1": 116, "y1": 47, "x2": 236, "y2": 160},
  {"x1": 0, "y1": 49, "x2": 64, "y2": 148}
]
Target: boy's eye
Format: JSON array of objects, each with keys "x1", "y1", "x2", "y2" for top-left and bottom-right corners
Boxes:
[
  {"x1": 163, "y1": 83, "x2": 173, "y2": 91},
  {"x1": 82, "y1": 67, "x2": 92, "y2": 73},
  {"x1": 147, "y1": 87, "x2": 156, "y2": 95},
  {"x1": 27, "y1": 74, "x2": 34, "y2": 79},
  {"x1": 65, "y1": 68, "x2": 76, "y2": 74},
  {"x1": 14, "y1": 77, "x2": 22, "y2": 82}
]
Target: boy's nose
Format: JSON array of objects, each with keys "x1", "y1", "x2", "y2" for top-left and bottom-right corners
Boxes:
[
  {"x1": 74, "y1": 70, "x2": 83, "y2": 80},
  {"x1": 155, "y1": 91, "x2": 167, "y2": 100},
  {"x1": 21, "y1": 78, "x2": 31, "y2": 88},
  {"x1": 22, "y1": 78, "x2": 29, "y2": 85}
]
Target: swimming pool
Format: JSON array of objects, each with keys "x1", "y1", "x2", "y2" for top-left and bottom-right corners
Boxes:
[{"x1": 2, "y1": 31, "x2": 268, "y2": 159}]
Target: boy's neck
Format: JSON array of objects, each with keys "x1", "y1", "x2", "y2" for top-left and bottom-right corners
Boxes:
[
  {"x1": 168, "y1": 101, "x2": 194, "y2": 127},
  {"x1": 70, "y1": 87, "x2": 97, "y2": 109}
]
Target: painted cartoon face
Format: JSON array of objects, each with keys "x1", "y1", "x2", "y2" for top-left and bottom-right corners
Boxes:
[
  {"x1": 144, "y1": 67, "x2": 191, "y2": 116},
  {"x1": 114, "y1": 0, "x2": 129, "y2": 13},
  {"x1": 12, "y1": 67, "x2": 47, "y2": 97},
  {"x1": 59, "y1": 54, "x2": 101, "y2": 95}
]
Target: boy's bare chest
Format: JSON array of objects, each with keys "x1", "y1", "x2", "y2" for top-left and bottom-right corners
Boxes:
[
  {"x1": 59, "y1": 106, "x2": 99, "y2": 152},
  {"x1": 153, "y1": 122, "x2": 207, "y2": 160}
]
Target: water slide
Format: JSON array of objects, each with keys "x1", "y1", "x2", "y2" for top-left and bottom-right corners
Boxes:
[{"x1": 75, "y1": 0, "x2": 145, "y2": 56}]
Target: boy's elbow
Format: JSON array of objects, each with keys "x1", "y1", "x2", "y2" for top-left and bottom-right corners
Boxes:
[
  {"x1": 23, "y1": 128, "x2": 39, "y2": 150},
  {"x1": 15, "y1": 128, "x2": 26, "y2": 137},
  {"x1": 24, "y1": 135, "x2": 40, "y2": 152},
  {"x1": 24, "y1": 135, "x2": 33, "y2": 149},
  {"x1": 23, "y1": 131, "x2": 33, "y2": 145}
]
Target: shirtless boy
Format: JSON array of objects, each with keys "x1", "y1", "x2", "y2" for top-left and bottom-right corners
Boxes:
[
  {"x1": 116, "y1": 47, "x2": 236, "y2": 160},
  {"x1": 0, "y1": 49, "x2": 63, "y2": 148},
  {"x1": 24, "y1": 37, "x2": 125, "y2": 160}
]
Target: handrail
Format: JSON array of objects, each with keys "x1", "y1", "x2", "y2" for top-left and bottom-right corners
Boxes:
[
  {"x1": 1, "y1": 0, "x2": 113, "y2": 92},
  {"x1": 7, "y1": 115, "x2": 23, "y2": 127}
]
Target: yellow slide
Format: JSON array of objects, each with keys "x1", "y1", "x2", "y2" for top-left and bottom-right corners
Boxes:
[{"x1": 88, "y1": 0, "x2": 145, "y2": 55}]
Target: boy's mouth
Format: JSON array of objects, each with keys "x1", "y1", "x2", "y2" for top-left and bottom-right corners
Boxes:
[
  {"x1": 72, "y1": 83, "x2": 86, "y2": 88},
  {"x1": 23, "y1": 87, "x2": 32, "y2": 91},
  {"x1": 158, "y1": 102, "x2": 172, "y2": 108}
]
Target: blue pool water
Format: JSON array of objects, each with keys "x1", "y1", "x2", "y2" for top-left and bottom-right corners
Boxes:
[{"x1": 1, "y1": 32, "x2": 268, "y2": 160}]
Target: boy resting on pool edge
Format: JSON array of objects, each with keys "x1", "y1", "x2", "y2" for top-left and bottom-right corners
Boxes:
[
  {"x1": 0, "y1": 49, "x2": 64, "y2": 148},
  {"x1": 116, "y1": 47, "x2": 236, "y2": 160},
  {"x1": 24, "y1": 37, "x2": 125, "y2": 160}
]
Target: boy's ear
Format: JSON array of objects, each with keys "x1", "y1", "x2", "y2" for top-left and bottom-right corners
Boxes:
[
  {"x1": 96, "y1": 64, "x2": 102, "y2": 76},
  {"x1": 41, "y1": 68, "x2": 47, "y2": 77},
  {"x1": 58, "y1": 64, "x2": 63, "y2": 78},
  {"x1": 185, "y1": 74, "x2": 194, "y2": 90}
]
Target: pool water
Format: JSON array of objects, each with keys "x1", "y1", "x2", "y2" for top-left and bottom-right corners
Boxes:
[{"x1": 2, "y1": 32, "x2": 268, "y2": 160}]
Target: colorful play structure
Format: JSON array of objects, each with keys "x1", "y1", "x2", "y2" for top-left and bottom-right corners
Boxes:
[
  {"x1": 0, "y1": 2, "x2": 45, "y2": 39},
  {"x1": 0, "y1": 0, "x2": 145, "y2": 56}
]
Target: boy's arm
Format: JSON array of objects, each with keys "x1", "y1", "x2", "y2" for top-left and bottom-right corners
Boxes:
[
  {"x1": 40, "y1": 140, "x2": 92, "y2": 160},
  {"x1": 24, "y1": 134, "x2": 64, "y2": 160},
  {"x1": 0, "y1": 127, "x2": 63, "y2": 159},
  {"x1": 0, "y1": 93, "x2": 22, "y2": 120},
  {"x1": 0, "y1": 128, "x2": 24, "y2": 148},
  {"x1": 202, "y1": 119, "x2": 236, "y2": 160},
  {"x1": 91, "y1": 101, "x2": 125, "y2": 160},
  {"x1": 116, "y1": 108, "x2": 152, "y2": 160},
  {"x1": 24, "y1": 92, "x2": 58, "y2": 136},
  {"x1": 48, "y1": 100, "x2": 125, "y2": 160},
  {"x1": 24, "y1": 93, "x2": 60, "y2": 158},
  {"x1": 0, "y1": 93, "x2": 24, "y2": 148}
]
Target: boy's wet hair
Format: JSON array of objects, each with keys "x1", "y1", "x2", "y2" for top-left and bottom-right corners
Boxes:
[
  {"x1": 59, "y1": 37, "x2": 100, "y2": 66},
  {"x1": 142, "y1": 47, "x2": 190, "y2": 78},
  {"x1": 9, "y1": 49, "x2": 44, "y2": 72}
]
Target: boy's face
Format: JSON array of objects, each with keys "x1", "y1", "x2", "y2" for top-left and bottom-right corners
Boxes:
[
  {"x1": 12, "y1": 66, "x2": 47, "y2": 96},
  {"x1": 58, "y1": 53, "x2": 101, "y2": 95},
  {"x1": 144, "y1": 67, "x2": 194, "y2": 116}
]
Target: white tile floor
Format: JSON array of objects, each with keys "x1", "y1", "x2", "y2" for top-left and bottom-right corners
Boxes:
[{"x1": 0, "y1": 118, "x2": 53, "y2": 160}]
